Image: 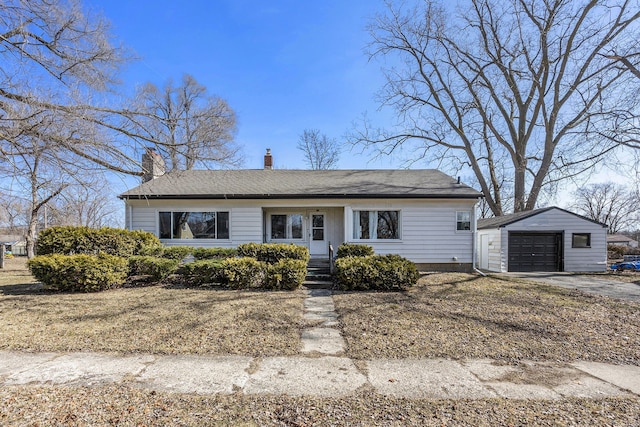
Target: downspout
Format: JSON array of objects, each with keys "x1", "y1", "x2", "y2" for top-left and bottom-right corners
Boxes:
[
  {"x1": 472, "y1": 198, "x2": 487, "y2": 277},
  {"x1": 128, "y1": 202, "x2": 133, "y2": 231}
]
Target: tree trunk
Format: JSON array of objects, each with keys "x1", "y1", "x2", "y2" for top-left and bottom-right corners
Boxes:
[
  {"x1": 26, "y1": 209, "x2": 39, "y2": 258},
  {"x1": 513, "y1": 157, "x2": 527, "y2": 213}
]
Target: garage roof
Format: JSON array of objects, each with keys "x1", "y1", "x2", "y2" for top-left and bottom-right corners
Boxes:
[{"x1": 477, "y1": 206, "x2": 607, "y2": 229}]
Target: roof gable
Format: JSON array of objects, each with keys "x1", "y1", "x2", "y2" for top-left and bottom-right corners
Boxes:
[
  {"x1": 477, "y1": 206, "x2": 607, "y2": 229},
  {"x1": 119, "y1": 169, "x2": 482, "y2": 200}
]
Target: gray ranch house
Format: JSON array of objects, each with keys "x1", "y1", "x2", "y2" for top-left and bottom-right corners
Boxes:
[
  {"x1": 119, "y1": 150, "x2": 482, "y2": 271},
  {"x1": 477, "y1": 207, "x2": 608, "y2": 273}
]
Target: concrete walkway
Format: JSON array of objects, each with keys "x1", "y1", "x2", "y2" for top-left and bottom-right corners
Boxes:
[
  {"x1": 1, "y1": 351, "x2": 639, "y2": 399},
  {"x1": 2, "y1": 287, "x2": 640, "y2": 400},
  {"x1": 301, "y1": 288, "x2": 345, "y2": 355},
  {"x1": 502, "y1": 272, "x2": 640, "y2": 302}
]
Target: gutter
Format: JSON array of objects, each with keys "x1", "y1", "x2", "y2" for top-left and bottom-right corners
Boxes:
[{"x1": 118, "y1": 193, "x2": 483, "y2": 200}]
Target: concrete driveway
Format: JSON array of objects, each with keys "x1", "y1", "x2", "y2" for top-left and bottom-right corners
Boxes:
[{"x1": 502, "y1": 272, "x2": 640, "y2": 302}]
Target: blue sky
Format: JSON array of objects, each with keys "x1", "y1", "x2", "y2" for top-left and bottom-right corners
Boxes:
[{"x1": 86, "y1": 0, "x2": 402, "y2": 170}]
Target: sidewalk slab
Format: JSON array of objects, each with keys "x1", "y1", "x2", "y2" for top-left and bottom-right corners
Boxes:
[
  {"x1": 367, "y1": 359, "x2": 495, "y2": 399},
  {"x1": 244, "y1": 356, "x2": 366, "y2": 397},
  {"x1": 464, "y1": 359, "x2": 629, "y2": 399},
  {"x1": 0, "y1": 351, "x2": 58, "y2": 379},
  {"x1": 4, "y1": 352, "x2": 154, "y2": 387},
  {"x1": 553, "y1": 375, "x2": 630, "y2": 398},
  {"x1": 135, "y1": 355, "x2": 251, "y2": 395},
  {"x1": 573, "y1": 361, "x2": 640, "y2": 395},
  {"x1": 301, "y1": 327, "x2": 345, "y2": 354}
]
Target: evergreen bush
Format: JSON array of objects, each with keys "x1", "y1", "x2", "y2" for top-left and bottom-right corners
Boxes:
[
  {"x1": 336, "y1": 243, "x2": 374, "y2": 258},
  {"x1": 128, "y1": 256, "x2": 179, "y2": 283},
  {"x1": 36, "y1": 226, "x2": 161, "y2": 257},
  {"x1": 237, "y1": 243, "x2": 310, "y2": 264},
  {"x1": 192, "y1": 247, "x2": 237, "y2": 260},
  {"x1": 221, "y1": 257, "x2": 267, "y2": 289},
  {"x1": 335, "y1": 254, "x2": 419, "y2": 291},
  {"x1": 265, "y1": 259, "x2": 307, "y2": 290},
  {"x1": 178, "y1": 259, "x2": 225, "y2": 286},
  {"x1": 159, "y1": 246, "x2": 193, "y2": 260},
  {"x1": 28, "y1": 253, "x2": 128, "y2": 292}
]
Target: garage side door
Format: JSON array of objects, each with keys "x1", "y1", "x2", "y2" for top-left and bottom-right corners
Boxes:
[{"x1": 508, "y1": 232, "x2": 562, "y2": 272}]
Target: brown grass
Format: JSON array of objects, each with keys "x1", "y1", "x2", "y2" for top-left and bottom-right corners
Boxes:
[
  {"x1": 334, "y1": 272, "x2": 640, "y2": 364},
  {"x1": 0, "y1": 258, "x2": 303, "y2": 356},
  {"x1": 1, "y1": 385, "x2": 639, "y2": 426}
]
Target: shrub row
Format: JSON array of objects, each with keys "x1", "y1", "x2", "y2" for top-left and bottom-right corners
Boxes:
[
  {"x1": 28, "y1": 254, "x2": 129, "y2": 292},
  {"x1": 29, "y1": 237, "x2": 309, "y2": 292},
  {"x1": 128, "y1": 256, "x2": 180, "y2": 283},
  {"x1": 179, "y1": 256, "x2": 307, "y2": 290},
  {"x1": 193, "y1": 247, "x2": 237, "y2": 260},
  {"x1": 36, "y1": 226, "x2": 161, "y2": 257},
  {"x1": 335, "y1": 254, "x2": 419, "y2": 291},
  {"x1": 145, "y1": 246, "x2": 239, "y2": 260},
  {"x1": 237, "y1": 242, "x2": 310, "y2": 263}
]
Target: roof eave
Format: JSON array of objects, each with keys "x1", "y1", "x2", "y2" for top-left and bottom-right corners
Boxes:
[{"x1": 119, "y1": 193, "x2": 482, "y2": 200}]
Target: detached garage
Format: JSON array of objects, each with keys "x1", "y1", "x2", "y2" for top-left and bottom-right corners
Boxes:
[{"x1": 477, "y1": 207, "x2": 607, "y2": 273}]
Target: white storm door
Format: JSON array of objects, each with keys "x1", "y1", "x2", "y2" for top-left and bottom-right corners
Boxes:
[{"x1": 309, "y1": 213, "x2": 327, "y2": 256}]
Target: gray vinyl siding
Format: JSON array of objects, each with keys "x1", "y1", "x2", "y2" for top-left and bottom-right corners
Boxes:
[
  {"x1": 129, "y1": 206, "x2": 156, "y2": 234},
  {"x1": 477, "y1": 228, "x2": 502, "y2": 271},
  {"x1": 124, "y1": 198, "x2": 479, "y2": 265},
  {"x1": 346, "y1": 200, "x2": 477, "y2": 264},
  {"x1": 230, "y1": 207, "x2": 263, "y2": 244},
  {"x1": 479, "y1": 208, "x2": 607, "y2": 272}
]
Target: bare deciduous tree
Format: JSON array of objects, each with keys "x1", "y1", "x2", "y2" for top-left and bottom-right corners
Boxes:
[
  {"x1": 0, "y1": 0, "x2": 140, "y2": 173},
  {"x1": 127, "y1": 75, "x2": 240, "y2": 171},
  {"x1": 352, "y1": 0, "x2": 640, "y2": 215},
  {"x1": 297, "y1": 129, "x2": 340, "y2": 170},
  {"x1": 0, "y1": 196, "x2": 28, "y2": 233},
  {"x1": 572, "y1": 182, "x2": 639, "y2": 233},
  {"x1": 47, "y1": 177, "x2": 122, "y2": 228}
]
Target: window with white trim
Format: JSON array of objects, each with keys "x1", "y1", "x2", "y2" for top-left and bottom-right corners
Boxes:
[
  {"x1": 353, "y1": 210, "x2": 400, "y2": 240},
  {"x1": 159, "y1": 211, "x2": 229, "y2": 239},
  {"x1": 456, "y1": 211, "x2": 471, "y2": 231},
  {"x1": 271, "y1": 214, "x2": 303, "y2": 239}
]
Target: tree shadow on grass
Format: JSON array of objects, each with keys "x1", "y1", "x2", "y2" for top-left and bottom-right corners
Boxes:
[{"x1": 0, "y1": 282, "x2": 47, "y2": 296}]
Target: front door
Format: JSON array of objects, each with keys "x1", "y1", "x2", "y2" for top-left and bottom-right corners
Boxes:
[{"x1": 309, "y1": 213, "x2": 327, "y2": 257}]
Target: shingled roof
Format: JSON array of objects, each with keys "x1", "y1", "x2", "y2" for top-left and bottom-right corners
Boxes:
[
  {"x1": 119, "y1": 169, "x2": 482, "y2": 200},
  {"x1": 477, "y1": 206, "x2": 607, "y2": 229}
]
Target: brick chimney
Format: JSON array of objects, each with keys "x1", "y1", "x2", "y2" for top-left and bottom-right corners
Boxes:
[
  {"x1": 264, "y1": 148, "x2": 273, "y2": 170},
  {"x1": 141, "y1": 148, "x2": 166, "y2": 182}
]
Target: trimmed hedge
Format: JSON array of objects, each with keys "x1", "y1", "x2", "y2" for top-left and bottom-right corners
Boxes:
[
  {"x1": 192, "y1": 247, "x2": 237, "y2": 260},
  {"x1": 221, "y1": 257, "x2": 266, "y2": 289},
  {"x1": 237, "y1": 243, "x2": 310, "y2": 264},
  {"x1": 128, "y1": 256, "x2": 179, "y2": 283},
  {"x1": 265, "y1": 259, "x2": 307, "y2": 290},
  {"x1": 160, "y1": 246, "x2": 193, "y2": 260},
  {"x1": 336, "y1": 243, "x2": 374, "y2": 258},
  {"x1": 177, "y1": 256, "x2": 305, "y2": 290},
  {"x1": 335, "y1": 254, "x2": 419, "y2": 291},
  {"x1": 178, "y1": 259, "x2": 225, "y2": 286},
  {"x1": 28, "y1": 254, "x2": 128, "y2": 292},
  {"x1": 36, "y1": 226, "x2": 161, "y2": 257}
]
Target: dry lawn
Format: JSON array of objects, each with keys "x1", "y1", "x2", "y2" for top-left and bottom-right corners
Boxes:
[
  {"x1": 335, "y1": 272, "x2": 640, "y2": 364},
  {"x1": 2, "y1": 384, "x2": 640, "y2": 426},
  {"x1": 0, "y1": 258, "x2": 303, "y2": 356}
]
